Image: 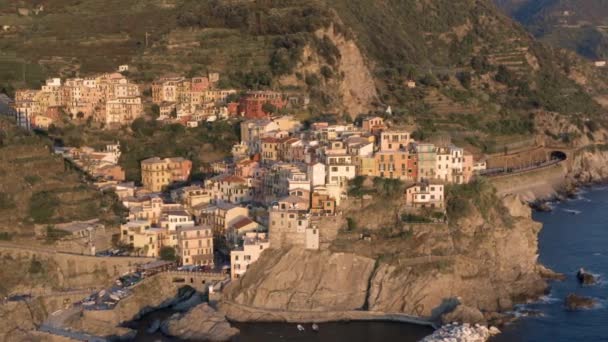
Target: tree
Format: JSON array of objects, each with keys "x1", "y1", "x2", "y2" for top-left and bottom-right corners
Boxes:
[
  {"x1": 457, "y1": 71, "x2": 472, "y2": 89},
  {"x1": 495, "y1": 65, "x2": 515, "y2": 85},
  {"x1": 225, "y1": 93, "x2": 240, "y2": 104},
  {"x1": 320, "y1": 65, "x2": 333, "y2": 79},
  {"x1": 160, "y1": 246, "x2": 177, "y2": 262},
  {"x1": 150, "y1": 104, "x2": 160, "y2": 118},
  {"x1": 262, "y1": 102, "x2": 277, "y2": 115},
  {"x1": 76, "y1": 111, "x2": 85, "y2": 119}
]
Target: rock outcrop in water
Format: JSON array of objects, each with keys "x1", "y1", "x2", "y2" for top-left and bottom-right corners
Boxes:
[
  {"x1": 161, "y1": 303, "x2": 239, "y2": 341},
  {"x1": 565, "y1": 294, "x2": 597, "y2": 310},
  {"x1": 576, "y1": 268, "x2": 597, "y2": 285}
]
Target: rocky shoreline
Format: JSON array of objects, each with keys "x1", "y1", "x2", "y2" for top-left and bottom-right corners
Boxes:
[{"x1": 219, "y1": 300, "x2": 437, "y2": 327}]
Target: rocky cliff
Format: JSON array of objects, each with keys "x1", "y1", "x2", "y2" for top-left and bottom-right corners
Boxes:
[
  {"x1": 222, "y1": 193, "x2": 548, "y2": 324},
  {"x1": 224, "y1": 248, "x2": 376, "y2": 312}
]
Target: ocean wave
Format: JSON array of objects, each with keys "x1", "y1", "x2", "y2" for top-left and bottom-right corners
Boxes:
[
  {"x1": 562, "y1": 209, "x2": 582, "y2": 215},
  {"x1": 536, "y1": 295, "x2": 561, "y2": 304}
]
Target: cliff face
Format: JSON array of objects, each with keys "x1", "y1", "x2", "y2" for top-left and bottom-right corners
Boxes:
[
  {"x1": 222, "y1": 195, "x2": 547, "y2": 322},
  {"x1": 368, "y1": 197, "x2": 545, "y2": 316},
  {"x1": 568, "y1": 149, "x2": 608, "y2": 184},
  {"x1": 224, "y1": 248, "x2": 376, "y2": 312}
]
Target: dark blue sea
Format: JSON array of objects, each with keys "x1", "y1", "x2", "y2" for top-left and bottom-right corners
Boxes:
[{"x1": 493, "y1": 186, "x2": 608, "y2": 342}]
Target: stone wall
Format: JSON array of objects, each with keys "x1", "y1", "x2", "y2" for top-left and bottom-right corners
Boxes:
[{"x1": 0, "y1": 244, "x2": 153, "y2": 289}]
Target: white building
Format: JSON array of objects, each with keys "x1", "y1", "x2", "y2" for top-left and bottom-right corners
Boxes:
[
  {"x1": 230, "y1": 232, "x2": 270, "y2": 279},
  {"x1": 404, "y1": 183, "x2": 444, "y2": 209},
  {"x1": 326, "y1": 155, "x2": 356, "y2": 186},
  {"x1": 160, "y1": 209, "x2": 195, "y2": 232},
  {"x1": 308, "y1": 162, "x2": 326, "y2": 187}
]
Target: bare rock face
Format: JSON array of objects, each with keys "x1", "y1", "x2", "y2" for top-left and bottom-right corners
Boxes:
[
  {"x1": 223, "y1": 194, "x2": 547, "y2": 323},
  {"x1": 367, "y1": 205, "x2": 546, "y2": 317},
  {"x1": 565, "y1": 294, "x2": 597, "y2": 311},
  {"x1": 537, "y1": 264, "x2": 566, "y2": 281},
  {"x1": 0, "y1": 300, "x2": 46, "y2": 341},
  {"x1": 569, "y1": 150, "x2": 608, "y2": 183},
  {"x1": 223, "y1": 248, "x2": 376, "y2": 312},
  {"x1": 161, "y1": 303, "x2": 239, "y2": 341}
]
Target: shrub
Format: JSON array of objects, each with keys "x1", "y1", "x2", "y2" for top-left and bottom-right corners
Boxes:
[
  {"x1": 401, "y1": 214, "x2": 431, "y2": 223},
  {"x1": 346, "y1": 217, "x2": 357, "y2": 231},
  {"x1": 29, "y1": 259, "x2": 44, "y2": 274},
  {"x1": 0, "y1": 192, "x2": 16, "y2": 210},
  {"x1": 24, "y1": 175, "x2": 42, "y2": 185},
  {"x1": 160, "y1": 246, "x2": 177, "y2": 262},
  {"x1": 29, "y1": 191, "x2": 60, "y2": 223},
  {"x1": 45, "y1": 225, "x2": 71, "y2": 243}
]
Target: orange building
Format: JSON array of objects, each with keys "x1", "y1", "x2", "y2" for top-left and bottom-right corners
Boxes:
[
  {"x1": 374, "y1": 150, "x2": 417, "y2": 180},
  {"x1": 238, "y1": 91, "x2": 286, "y2": 119}
]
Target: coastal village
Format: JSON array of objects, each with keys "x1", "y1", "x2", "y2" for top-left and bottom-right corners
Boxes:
[
  {"x1": 3, "y1": 1, "x2": 608, "y2": 341},
  {"x1": 10, "y1": 70, "x2": 495, "y2": 283}
]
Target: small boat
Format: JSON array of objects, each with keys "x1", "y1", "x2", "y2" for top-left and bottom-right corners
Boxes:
[
  {"x1": 312, "y1": 323, "x2": 319, "y2": 332},
  {"x1": 109, "y1": 294, "x2": 120, "y2": 302},
  {"x1": 297, "y1": 324, "x2": 305, "y2": 332}
]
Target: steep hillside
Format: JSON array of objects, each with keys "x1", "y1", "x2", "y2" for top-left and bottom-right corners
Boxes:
[
  {"x1": 1, "y1": 0, "x2": 607, "y2": 146},
  {"x1": 495, "y1": 0, "x2": 608, "y2": 60},
  {"x1": 0, "y1": 118, "x2": 122, "y2": 236}
]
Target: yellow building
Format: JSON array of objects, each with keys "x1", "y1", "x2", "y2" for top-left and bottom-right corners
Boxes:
[
  {"x1": 354, "y1": 156, "x2": 376, "y2": 177},
  {"x1": 120, "y1": 220, "x2": 164, "y2": 257},
  {"x1": 141, "y1": 157, "x2": 193, "y2": 192},
  {"x1": 261, "y1": 137, "x2": 280, "y2": 163},
  {"x1": 178, "y1": 225, "x2": 214, "y2": 266}
]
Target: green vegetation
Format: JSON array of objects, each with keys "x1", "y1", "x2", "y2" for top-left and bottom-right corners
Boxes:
[
  {"x1": 0, "y1": 192, "x2": 16, "y2": 210},
  {"x1": 346, "y1": 217, "x2": 357, "y2": 231},
  {"x1": 372, "y1": 177, "x2": 405, "y2": 198},
  {"x1": 45, "y1": 225, "x2": 71, "y2": 243},
  {"x1": 24, "y1": 175, "x2": 42, "y2": 185},
  {"x1": 446, "y1": 178, "x2": 512, "y2": 225},
  {"x1": 28, "y1": 258, "x2": 44, "y2": 274},
  {"x1": 46, "y1": 118, "x2": 240, "y2": 182},
  {"x1": 29, "y1": 191, "x2": 60, "y2": 224},
  {"x1": 401, "y1": 214, "x2": 432, "y2": 223},
  {"x1": 160, "y1": 246, "x2": 177, "y2": 262}
]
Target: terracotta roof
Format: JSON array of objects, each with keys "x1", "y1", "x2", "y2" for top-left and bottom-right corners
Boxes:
[
  {"x1": 232, "y1": 217, "x2": 255, "y2": 230},
  {"x1": 261, "y1": 137, "x2": 280, "y2": 143},
  {"x1": 212, "y1": 174, "x2": 246, "y2": 183}
]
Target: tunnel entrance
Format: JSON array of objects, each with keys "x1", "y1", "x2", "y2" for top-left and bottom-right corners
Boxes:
[{"x1": 550, "y1": 151, "x2": 567, "y2": 161}]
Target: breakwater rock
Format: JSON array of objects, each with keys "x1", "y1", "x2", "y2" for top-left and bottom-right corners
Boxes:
[{"x1": 420, "y1": 323, "x2": 500, "y2": 342}]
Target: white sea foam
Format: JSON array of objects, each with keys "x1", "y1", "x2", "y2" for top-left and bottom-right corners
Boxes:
[
  {"x1": 536, "y1": 295, "x2": 561, "y2": 304},
  {"x1": 562, "y1": 209, "x2": 582, "y2": 215}
]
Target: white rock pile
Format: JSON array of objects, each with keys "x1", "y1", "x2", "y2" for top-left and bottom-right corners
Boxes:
[{"x1": 420, "y1": 323, "x2": 501, "y2": 342}]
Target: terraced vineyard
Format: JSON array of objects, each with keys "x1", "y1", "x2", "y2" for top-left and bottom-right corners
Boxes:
[{"x1": 0, "y1": 118, "x2": 121, "y2": 236}]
